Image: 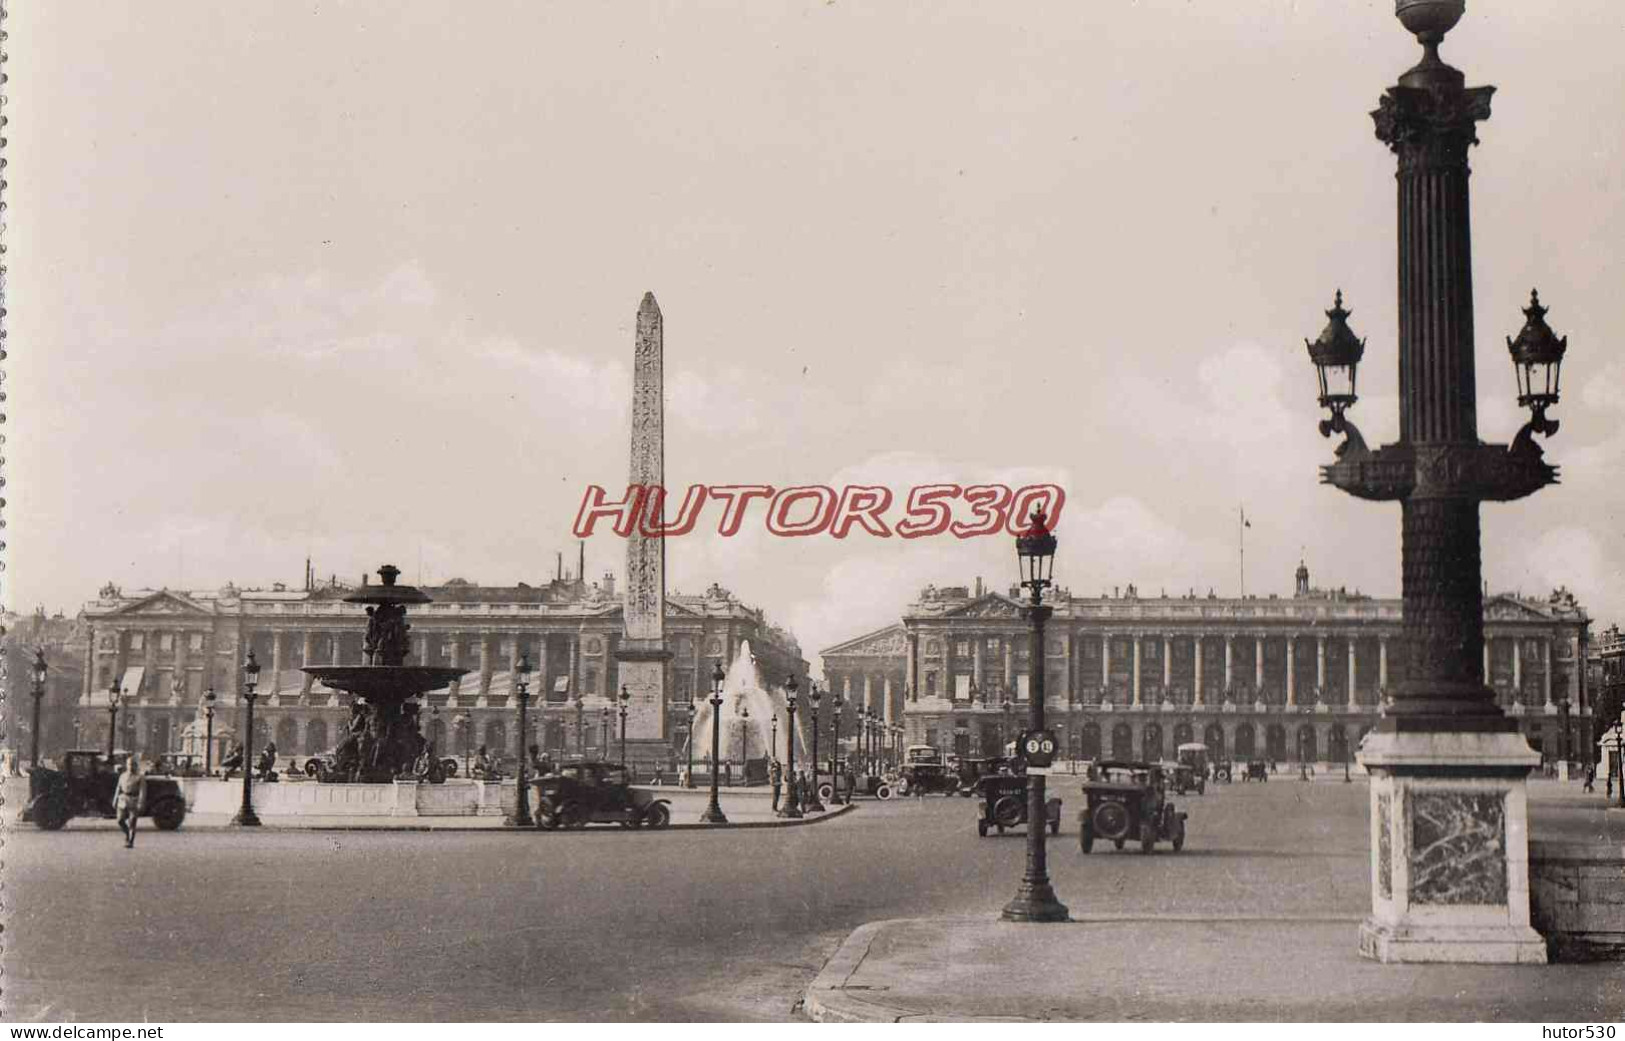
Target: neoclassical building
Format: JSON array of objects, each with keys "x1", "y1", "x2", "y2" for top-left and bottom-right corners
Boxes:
[
  {"x1": 77, "y1": 570, "x2": 807, "y2": 766},
  {"x1": 821, "y1": 564, "x2": 1593, "y2": 768}
]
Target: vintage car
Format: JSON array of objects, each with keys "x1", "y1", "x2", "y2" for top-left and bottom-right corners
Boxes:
[
  {"x1": 897, "y1": 745, "x2": 959, "y2": 796},
  {"x1": 1077, "y1": 759, "x2": 1186, "y2": 854},
  {"x1": 1243, "y1": 759, "x2": 1270, "y2": 782},
  {"x1": 1173, "y1": 743, "x2": 1208, "y2": 795},
  {"x1": 1211, "y1": 759, "x2": 1234, "y2": 783},
  {"x1": 957, "y1": 755, "x2": 1016, "y2": 797},
  {"x1": 23, "y1": 750, "x2": 188, "y2": 832},
  {"x1": 974, "y1": 771, "x2": 1063, "y2": 837},
  {"x1": 531, "y1": 760, "x2": 672, "y2": 829}
]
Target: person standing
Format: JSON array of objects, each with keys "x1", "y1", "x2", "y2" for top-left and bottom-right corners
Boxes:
[
  {"x1": 1583, "y1": 763, "x2": 1595, "y2": 794},
  {"x1": 769, "y1": 758, "x2": 783, "y2": 812},
  {"x1": 114, "y1": 755, "x2": 147, "y2": 849}
]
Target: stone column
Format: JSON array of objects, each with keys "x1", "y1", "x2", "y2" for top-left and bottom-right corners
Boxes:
[
  {"x1": 1100, "y1": 634, "x2": 1110, "y2": 689},
  {"x1": 1193, "y1": 636, "x2": 1204, "y2": 706},
  {"x1": 1316, "y1": 635, "x2": 1327, "y2": 698},
  {"x1": 1255, "y1": 635, "x2": 1265, "y2": 695},
  {"x1": 973, "y1": 639, "x2": 984, "y2": 699},
  {"x1": 269, "y1": 632, "x2": 284, "y2": 702},
  {"x1": 883, "y1": 675, "x2": 895, "y2": 724},
  {"x1": 1223, "y1": 635, "x2": 1234, "y2": 693},
  {"x1": 478, "y1": 632, "x2": 494, "y2": 698},
  {"x1": 1162, "y1": 635, "x2": 1173, "y2": 691},
  {"x1": 906, "y1": 632, "x2": 918, "y2": 701},
  {"x1": 330, "y1": 632, "x2": 342, "y2": 666},
  {"x1": 864, "y1": 673, "x2": 875, "y2": 714},
  {"x1": 1542, "y1": 638, "x2": 1553, "y2": 707},
  {"x1": 173, "y1": 629, "x2": 189, "y2": 699},
  {"x1": 1484, "y1": 639, "x2": 1492, "y2": 688},
  {"x1": 843, "y1": 674, "x2": 853, "y2": 708},
  {"x1": 82, "y1": 629, "x2": 96, "y2": 698},
  {"x1": 1348, "y1": 637, "x2": 1359, "y2": 708},
  {"x1": 1286, "y1": 639, "x2": 1296, "y2": 708},
  {"x1": 1131, "y1": 636, "x2": 1142, "y2": 708},
  {"x1": 448, "y1": 636, "x2": 463, "y2": 702},
  {"x1": 143, "y1": 629, "x2": 157, "y2": 695},
  {"x1": 1511, "y1": 637, "x2": 1522, "y2": 699},
  {"x1": 301, "y1": 631, "x2": 316, "y2": 697},
  {"x1": 416, "y1": 633, "x2": 429, "y2": 665},
  {"x1": 1002, "y1": 637, "x2": 1014, "y2": 695}
]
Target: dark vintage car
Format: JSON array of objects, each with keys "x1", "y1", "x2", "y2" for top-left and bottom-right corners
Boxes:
[
  {"x1": 531, "y1": 760, "x2": 672, "y2": 829},
  {"x1": 956, "y1": 755, "x2": 1015, "y2": 797},
  {"x1": 1211, "y1": 759, "x2": 1235, "y2": 784},
  {"x1": 974, "y1": 770, "x2": 1063, "y2": 838},
  {"x1": 1243, "y1": 760, "x2": 1270, "y2": 782},
  {"x1": 897, "y1": 745, "x2": 958, "y2": 797},
  {"x1": 24, "y1": 750, "x2": 188, "y2": 832},
  {"x1": 1077, "y1": 760, "x2": 1186, "y2": 854}
]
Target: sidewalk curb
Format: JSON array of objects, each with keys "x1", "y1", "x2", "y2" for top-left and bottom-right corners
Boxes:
[{"x1": 803, "y1": 913, "x2": 1367, "y2": 1023}]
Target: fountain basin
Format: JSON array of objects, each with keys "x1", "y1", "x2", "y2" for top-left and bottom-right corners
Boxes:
[{"x1": 301, "y1": 666, "x2": 466, "y2": 703}]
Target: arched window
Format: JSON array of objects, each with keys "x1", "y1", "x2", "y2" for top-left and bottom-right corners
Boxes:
[
  {"x1": 1142, "y1": 723, "x2": 1164, "y2": 762},
  {"x1": 1110, "y1": 723, "x2": 1134, "y2": 760},
  {"x1": 306, "y1": 719, "x2": 329, "y2": 755},
  {"x1": 1234, "y1": 723, "x2": 1256, "y2": 759},
  {"x1": 1203, "y1": 723, "x2": 1226, "y2": 759},
  {"x1": 485, "y1": 720, "x2": 508, "y2": 757},
  {"x1": 1081, "y1": 723, "x2": 1102, "y2": 760},
  {"x1": 275, "y1": 717, "x2": 299, "y2": 754}
]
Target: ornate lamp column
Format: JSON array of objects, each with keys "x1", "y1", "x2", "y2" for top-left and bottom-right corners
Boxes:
[
  {"x1": 700, "y1": 660, "x2": 729, "y2": 823},
  {"x1": 600, "y1": 706, "x2": 611, "y2": 761},
  {"x1": 780, "y1": 677, "x2": 803, "y2": 818},
  {"x1": 618, "y1": 685, "x2": 630, "y2": 767},
  {"x1": 1313, "y1": 0, "x2": 1565, "y2": 964},
  {"x1": 28, "y1": 649, "x2": 48, "y2": 769},
  {"x1": 830, "y1": 695, "x2": 845, "y2": 804},
  {"x1": 506, "y1": 654, "x2": 534, "y2": 827},
  {"x1": 231, "y1": 650, "x2": 263, "y2": 827},
  {"x1": 203, "y1": 686, "x2": 217, "y2": 775},
  {"x1": 106, "y1": 683, "x2": 123, "y2": 758},
  {"x1": 1001, "y1": 505, "x2": 1069, "y2": 923},
  {"x1": 805, "y1": 682, "x2": 826, "y2": 812}
]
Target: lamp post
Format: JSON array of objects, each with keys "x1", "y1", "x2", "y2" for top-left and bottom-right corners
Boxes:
[
  {"x1": 573, "y1": 697, "x2": 584, "y2": 758},
  {"x1": 771, "y1": 713, "x2": 779, "y2": 763},
  {"x1": 830, "y1": 695, "x2": 844, "y2": 804},
  {"x1": 231, "y1": 649, "x2": 263, "y2": 827},
  {"x1": 1001, "y1": 504, "x2": 1068, "y2": 923},
  {"x1": 1312, "y1": 0, "x2": 1568, "y2": 964},
  {"x1": 1001, "y1": 696, "x2": 1013, "y2": 753},
  {"x1": 72, "y1": 717, "x2": 82, "y2": 753},
  {"x1": 203, "y1": 686, "x2": 217, "y2": 775},
  {"x1": 739, "y1": 704, "x2": 751, "y2": 768},
  {"x1": 507, "y1": 654, "x2": 533, "y2": 827},
  {"x1": 618, "y1": 684, "x2": 630, "y2": 768},
  {"x1": 28, "y1": 648, "x2": 47, "y2": 770},
  {"x1": 684, "y1": 700, "x2": 697, "y2": 788},
  {"x1": 106, "y1": 683, "x2": 125, "y2": 758},
  {"x1": 701, "y1": 660, "x2": 728, "y2": 824},
  {"x1": 780, "y1": 676, "x2": 803, "y2": 818},
  {"x1": 600, "y1": 706, "x2": 611, "y2": 761},
  {"x1": 857, "y1": 708, "x2": 868, "y2": 775},
  {"x1": 805, "y1": 682, "x2": 825, "y2": 812},
  {"x1": 1558, "y1": 697, "x2": 1571, "y2": 778}
]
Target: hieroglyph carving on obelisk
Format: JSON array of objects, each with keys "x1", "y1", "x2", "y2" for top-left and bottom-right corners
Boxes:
[{"x1": 616, "y1": 291, "x2": 672, "y2": 739}]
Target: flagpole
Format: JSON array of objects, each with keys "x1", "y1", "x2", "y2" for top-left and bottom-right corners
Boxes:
[{"x1": 1239, "y1": 505, "x2": 1246, "y2": 599}]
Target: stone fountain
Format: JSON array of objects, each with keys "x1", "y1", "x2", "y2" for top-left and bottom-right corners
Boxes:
[{"x1": 302, "y1": 564, "x2": 467, "y2": 782}]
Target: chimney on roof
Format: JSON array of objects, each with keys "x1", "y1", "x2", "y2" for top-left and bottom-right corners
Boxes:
[
  {"x1": 975, "y1": 576, "x2": 984, "y2": 598},
  {"x1": 579, "y1": 541, "x2": 586, "y2": 587},
  {"x1": 603, "y1": 571, "x2": 616, "y2": 597},
  {"x1": 557, "y1": 552, "x2": 563, "y2": 582}
]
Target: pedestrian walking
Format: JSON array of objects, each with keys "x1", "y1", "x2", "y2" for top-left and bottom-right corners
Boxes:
[
  {"x1": 1583, "y1": 764, "x2": 1595, "y2": 793},
  {"x1": 769, "y1": 758, "x2": 784, "y2": 811},
  {"x1": 114, "y1": 755, "x2": 147, "y2": 849}
]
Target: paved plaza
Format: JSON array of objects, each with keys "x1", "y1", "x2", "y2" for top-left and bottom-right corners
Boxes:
[{"x1": 4, "y1": 776, "x2": 1619, "y2": 1021}]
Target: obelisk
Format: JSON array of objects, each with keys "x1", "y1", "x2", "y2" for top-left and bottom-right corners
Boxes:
[{"x1": 616, "y1": 291, "x2": 671, "y2": 739}]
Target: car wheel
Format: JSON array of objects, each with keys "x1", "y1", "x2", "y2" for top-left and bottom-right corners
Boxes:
[
  {"x1": 992, "y1": 795, "x2": 1024, "y2": 828},
  {"x1": 1080, "y1": 823, "x2": 1094, "y2": 853},
  {"x1": 644, "y1": 803, "x2": 671, "y2": 829},
  {"x1": 150, "y1": 797, "x2": 186, "y2": 831},
  {"x1": 1140, "y1": 822, "x2": 1157, "y2": 854},
  {"x1": 875, "y1": 784, "x2": 894, "y2": 801},
  {"x1": 1172, "y1": 819, "x2": 1186, "y2": 852},
  {"x1": 33, "y1": 797, "x2": 69, "y2": 831},
  {"x1": 818, "y1": 782, "x2": 834, "y2": 803},
  {"x1": 977, "y1": 820, "x2": 988, "y2": 838}
]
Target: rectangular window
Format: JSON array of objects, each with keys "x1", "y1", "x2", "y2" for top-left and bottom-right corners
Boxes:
[
  {"x1": 130, "y1": 632, "x2": 145, "y2": 651},
  {"x1": 159, "y1": 633, "x2": 174, "y2": 652},
  {"x1": 190, "y1": 633, "x2": 205, "y2": 651}
]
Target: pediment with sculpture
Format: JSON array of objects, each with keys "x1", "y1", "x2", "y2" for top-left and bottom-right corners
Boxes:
[
  {"x1": 822, "y1": 625, "x2": 908, "y2": 658},
  {"x1": 103, "y1": 590, "x2": 215, "y2": 618},
  {"x1": 941, "y1": 594, "x2": 1024, "y2": 620}
]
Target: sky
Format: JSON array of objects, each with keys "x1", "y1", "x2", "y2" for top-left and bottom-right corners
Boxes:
[{"x1": 10, "y1": 0, "x2": 1625, "y2": 670}]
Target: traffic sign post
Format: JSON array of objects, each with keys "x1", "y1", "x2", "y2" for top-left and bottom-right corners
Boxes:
[{"x1": 1020, "y1": 729, "x2": 1058, "y2": 769}]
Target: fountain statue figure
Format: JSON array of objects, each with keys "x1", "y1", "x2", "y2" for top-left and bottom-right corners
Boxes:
[{"x1": 302, "y1": 564, "x2": 468, "y2": 782}]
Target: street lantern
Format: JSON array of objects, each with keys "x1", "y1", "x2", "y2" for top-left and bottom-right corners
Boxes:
[
  {"x1": 780, "y1": 675, "x2": 803, "y2": 818},
  {"x1": 507, "y1": 653, "x2": 534, "y2": 827},
  {"x1": 1305, "y1": 290, "x2": 1367, "y2": 440},
  {"x1": 830, "y1": 694, "x2": 845, "y2": 805},
  {"x1": 28, "y1": 648, "x2": 48, "y2": 769},
  {"x1": 1001, "y1": 504, "x2": 1069, "y2": 923},
  {"x1": 618, "y1": 684, "x2": 631, "y2": 769},
  {"x1": 203, "y1": 686, "x2": 217, "y2": 775},
  {"x1": 232, "y1": 649, "x2": 263, "y2": 827},
  {"x1": 739, "y1": 704, "x2": 751, "y2": 764},
  {"x1": 600, "y1": 706, "x2": 611, "y2": 762},
  {"x1": 1507, "y1": 289, "x2": 1567, "y2": 438},
  {"x1": 106, "y1": 683, "x2": 125, "y2": 759},
  {"x1": 805, "y1": 681, "x2": 826, "y2": 812},
  {"x1": 701, "y1": 660, "x2": 728, "y2": 823},
  {"x1": 771, "y1": 713, "x2": 779, "y2": 762}
]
